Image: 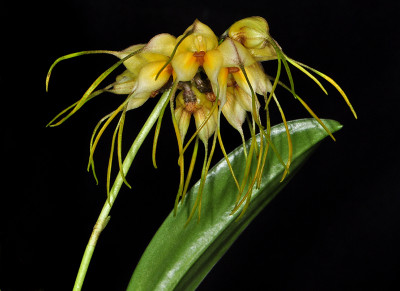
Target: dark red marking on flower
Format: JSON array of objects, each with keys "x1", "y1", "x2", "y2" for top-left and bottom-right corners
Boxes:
[
  {"x1": 228, "y1": 67, "x2": 240, "y2": 74},
  {"x1": 193, "y1": 51, "x2": 206, "y2": 66},
  {"x1": 193, "y1": 51, "x2": 206, "y2": 57},
  {"x1": 206, "y1": 92, "x2": 216, "y2": 102},
  {"x1": 150, "y1": 90, "x2": 159, "y2": 98},
  {"x1": 185, "y1": 102, "x2": 198, "y2": 113},
  {"x1": 227, "y1": 79, "x2": 237, "y2": 87},
  {"x1": 235, "y1": 33, "x2": 246, "y2": 45},
  {"x1": 165, "y1": 64, "x2": 173, "y2": 74}
]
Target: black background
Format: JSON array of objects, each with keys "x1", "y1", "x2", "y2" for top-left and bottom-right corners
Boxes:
[{"x1": 2, "y1": 0, "x2": 400, "y2": 290}]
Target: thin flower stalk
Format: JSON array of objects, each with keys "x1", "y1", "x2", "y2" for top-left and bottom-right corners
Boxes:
[{"x1": 72, "y1": 89, "x2": 172, "y2": 291}]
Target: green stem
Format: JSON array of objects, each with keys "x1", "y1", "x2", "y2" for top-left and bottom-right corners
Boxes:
[{"x1": 72, "y1": 89, "x2": 172, "y2": 291}]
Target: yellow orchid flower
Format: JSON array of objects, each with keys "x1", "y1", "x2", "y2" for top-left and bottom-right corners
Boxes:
[
  {"x1": 111, "y1": 33, "x2": 177, "y2": 109},
  {"x1": 171, "y1": 20, "x2": 223, "y2": 89}
]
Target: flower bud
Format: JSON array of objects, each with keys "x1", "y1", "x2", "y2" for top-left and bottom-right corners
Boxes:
[
  {"x1": 228, "y1": 17, "x2": 269, "y2": 49},
  {"x1": 228, "y1": 17, "x2": 277, "y2": 61}
]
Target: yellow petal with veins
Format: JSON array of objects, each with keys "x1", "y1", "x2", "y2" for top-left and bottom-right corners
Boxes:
[
  {"x1": 248, "y1": 46, "x2": 277, "y2": 61},
  {"x1": 143, "y1": 33, "x2": 177, "y2": 56},
  {"x1": 217, "y1": 38, "x2": 255, "y2": 68}
]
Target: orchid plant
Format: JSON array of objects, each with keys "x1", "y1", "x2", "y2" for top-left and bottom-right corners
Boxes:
[{"x1": 46, "y1": 16, "x2": 356, "y2": 290}]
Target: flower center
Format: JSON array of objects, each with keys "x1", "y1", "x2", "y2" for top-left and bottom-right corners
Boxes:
[{"x1": 193, "y1": 51, "x2": 206, "y2": 66}]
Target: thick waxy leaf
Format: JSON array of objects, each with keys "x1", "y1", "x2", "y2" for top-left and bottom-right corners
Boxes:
[{"x1": 127, "y1": 118, "x2": 342, "y2": 291}]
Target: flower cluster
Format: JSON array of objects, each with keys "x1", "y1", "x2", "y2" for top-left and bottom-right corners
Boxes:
[{"x1": 47, "y1": 17, "x2": 356, "y2": 221}]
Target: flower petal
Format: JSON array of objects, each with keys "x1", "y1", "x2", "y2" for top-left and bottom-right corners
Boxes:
[
  {"x1": 248, "y1": 62, "x2": 272, "y2": 95},
  {"x1": 175, "y1": 92, "x2": 192, "y2": 141},
  {"x1": 193, "y1": 106, "x2": 217, "y2": 144},
  {"x1": 231, "y1": 63, "x2": 271, "y2": 97},
  {"x1": 203, "y1": 49, "x2": 223, "y2": 91},
  {"x1": 112, "y1": 34, "x2": 176, "y2": 75},
  {"x1": 231, "y1": 68, "x2": 254, "y2": 97},
  {"x1": 234, "y1": 84, "x2": 260, "y2": 113},
  {"x1": 134, "y1": 61, "x2": 172, "y2": 94},
  {"x1": 248, "y1": 46, "x2": 277, "y2": 61},
  {"x1": 127, "y1": 93, "x2": 151, "y2": 110},
  {"x1": 171, "y1": 52, "x2": 199, "y2": 81},
  {"x1": 143, "y1": 33, "x2": 177, "y2": 56},
  {"x1": 215, "y1": 68, "x2": 229, "y2": 106},
  {"x1": 106, "y1": 70, "x2": 136, "y2": 94},
  {"x1": 222, "y1": 87, "x2": 246, "y2": 133},
  {"x1": 217, "y1": 38, "x2": 255, "y2": 68}
]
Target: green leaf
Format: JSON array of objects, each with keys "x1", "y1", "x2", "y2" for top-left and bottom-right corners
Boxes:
[{"x1": 127, "y1": 118, "x2": 342, "y2": 291}]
